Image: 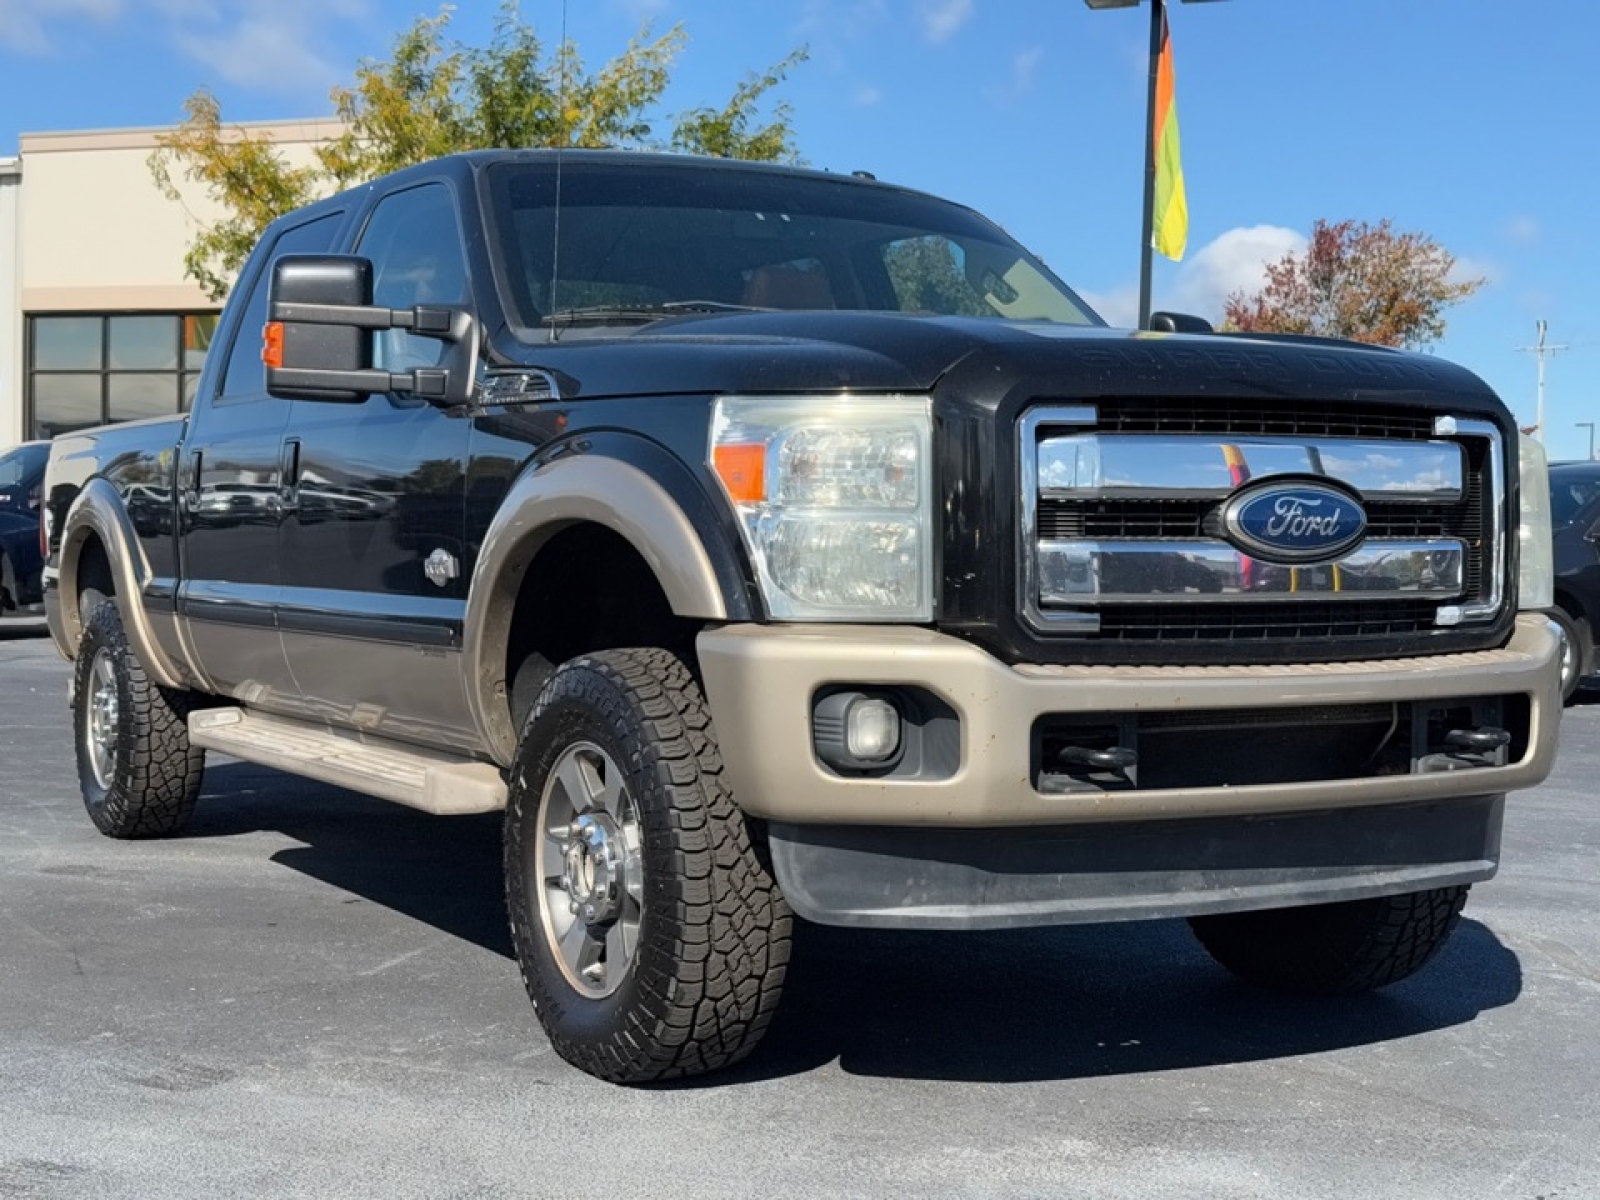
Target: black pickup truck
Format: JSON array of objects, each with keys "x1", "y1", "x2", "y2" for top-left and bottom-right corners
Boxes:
[{"x1": 43, "y1": 151, "x2": 1561, "y2": 1083}]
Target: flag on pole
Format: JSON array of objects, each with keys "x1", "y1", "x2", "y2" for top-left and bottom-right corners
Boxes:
[{"x1": 1152, "y1": 8, "x2": 1188, "y2": 262}]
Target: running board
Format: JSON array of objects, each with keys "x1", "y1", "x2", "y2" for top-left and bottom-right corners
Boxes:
[{"x1": 187, "y1": 708, "x2": 506, "y2": 815}]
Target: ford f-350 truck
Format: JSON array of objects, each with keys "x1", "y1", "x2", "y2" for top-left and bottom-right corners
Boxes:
[{"x1": 43, "y1": 151, "x2": 1560, "y2": 1083}]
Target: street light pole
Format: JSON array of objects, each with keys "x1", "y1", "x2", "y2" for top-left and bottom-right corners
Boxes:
[
  {"x1": 1135, "y1": 0, "x2": 1165, "y2": 331},
  {"x1": 1578, "y1": 421, "x2": 1595, "y2": 461},
  {"x1": 1083, "y1": 0, "x2": 1227, "y2": 328}
]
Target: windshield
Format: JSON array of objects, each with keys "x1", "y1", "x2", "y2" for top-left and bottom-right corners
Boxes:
[
  {"x1": 486, "y1": 160, "x2": 1102, "y2": 330},
  {"x1": 1550, "y1": 471, "x2": 1600, "y2": 528},
  {"x1": 0, "y1": 444, "x2": 46, "y2": 488}
]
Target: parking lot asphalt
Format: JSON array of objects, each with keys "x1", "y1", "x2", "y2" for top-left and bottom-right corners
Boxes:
[{"x1": 1, "y1": 626, "x2": 1597, "y2": 1199}]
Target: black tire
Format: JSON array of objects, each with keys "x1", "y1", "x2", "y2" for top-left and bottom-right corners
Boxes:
[
  {"x1": 1548, "y1": 606, "x2": 1591, "y2": 704},
  {"x1": 72, "y1": 597, "x2": 204, "y2": 838},
  {"x1": 0, "y1": 552, "x2": 14, "y2": 612},
  {"x1": 504, "y1": 647, "x2": 791, "y2": 1083},
  {"x1": 1188, "y1": 885, "x2": 1469, "y2": 994}
]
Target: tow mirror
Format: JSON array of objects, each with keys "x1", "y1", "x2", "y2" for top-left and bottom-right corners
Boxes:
[
  {"x1": 263, "y1": 254, "x2": 478, "y2": 406},
  {"x1": 1147, "y1": 311, "x2": 1214, "y2": 334}
]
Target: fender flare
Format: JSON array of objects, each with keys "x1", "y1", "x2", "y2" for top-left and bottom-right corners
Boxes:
[
  {"x1": 57, "y1": 478, "x2": 189, "y2": 690},
  {"x1": 463, "y1": 454, "x2": 730, "y2": 765}
]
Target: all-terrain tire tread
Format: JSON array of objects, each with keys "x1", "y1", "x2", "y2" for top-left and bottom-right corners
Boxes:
[
  {"x1": 504, "y1": 647, "x2": 792, "y2": 1083},
  {"x1": 1188, "y1": 885, "x2": 1469, "y2": 995},
  {"x1": 73, "y1": 599, "x2": 204, "y2": 839}
]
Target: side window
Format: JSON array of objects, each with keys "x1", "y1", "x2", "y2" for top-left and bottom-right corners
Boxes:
[
  {"x1": 357, "y1": 184, "x2": 469, "y2": 371},
  {"x1": 218, "y1": 212, "x2": 344, "y2": 402}
]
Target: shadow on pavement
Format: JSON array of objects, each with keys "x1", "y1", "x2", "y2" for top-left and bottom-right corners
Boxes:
[{"x1": 187, "y1": 761, "x2": 1523, "y2": 1087}]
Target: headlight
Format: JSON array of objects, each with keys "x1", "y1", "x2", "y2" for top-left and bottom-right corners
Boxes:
[
  {"x1": 1518, "y1": 434, "x2": 1553, "y2": 611},
  {"x1": 710, "y1": 395, "x2": 933, "y2": 621}
]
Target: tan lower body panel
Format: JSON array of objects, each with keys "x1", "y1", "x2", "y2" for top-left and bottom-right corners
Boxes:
[{"x1": 695, "y1": 613, "x2": 1561, "y2": 828}]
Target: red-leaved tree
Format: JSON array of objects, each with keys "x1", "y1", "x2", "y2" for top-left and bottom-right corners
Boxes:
[{"x1": 1223, "y1": 219, "x2": 1483, "y2": 349}]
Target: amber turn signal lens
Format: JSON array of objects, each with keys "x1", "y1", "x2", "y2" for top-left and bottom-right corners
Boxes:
[
  {"x1": 713, "y1": 443, "x2": 766, "y2": 504},
  {"x1": 261, "y1": 322, "x2": 285, "y2": 369}
]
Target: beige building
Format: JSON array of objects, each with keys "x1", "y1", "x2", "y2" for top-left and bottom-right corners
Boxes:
[{"x1": 3, "y1": 119, "x2": 342, "y2": 449}]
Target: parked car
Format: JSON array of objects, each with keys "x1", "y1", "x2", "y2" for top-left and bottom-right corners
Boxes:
[
  {"x1": 0, "y1": 440, "x2": 49, "y2": 617},
  {"x1": 1548, "y1": 459, "x2": 1600, "y2": 700}
]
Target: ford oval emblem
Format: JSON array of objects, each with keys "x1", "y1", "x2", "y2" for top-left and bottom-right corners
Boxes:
[{"x1": 1221, "y1": 478, "x2": 1368, "y2": 564}]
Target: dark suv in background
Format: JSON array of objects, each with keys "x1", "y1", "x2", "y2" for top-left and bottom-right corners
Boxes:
[
  {"x1": 0, "y1": 441, "x2": 48, "y2": 618},
  {"x1": 1548, "y1": 459, "x2": 1600, "y2": 700}
]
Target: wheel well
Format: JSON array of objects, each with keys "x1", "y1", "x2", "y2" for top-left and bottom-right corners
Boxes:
[
  {"x1": 76, "y1": 535, "x2": 115, "y2": 601},
  {"x1": 504, "y1": 523, "x2": 702, "y2": 731},
  {"x1": 1553, "y1": 586, "x2": 1592, "y2": 629}
]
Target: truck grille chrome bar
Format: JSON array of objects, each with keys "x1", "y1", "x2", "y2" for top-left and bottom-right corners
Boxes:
[{"x1": 1018, "y1": 405, "x2": 1505, "y2": 642}]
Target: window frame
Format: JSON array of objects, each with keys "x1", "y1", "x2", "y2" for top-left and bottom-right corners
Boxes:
[{"x1": 25, "y1": 311, "x2": 219, "y2": 439}]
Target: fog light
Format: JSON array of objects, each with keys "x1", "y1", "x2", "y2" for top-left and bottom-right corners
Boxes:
[
  {"x1": 812, "y1": 690, "x2": 905, "y2": 772},
  {"x1": 846, "y1": 696, "x2": 901, "y2": 761}
]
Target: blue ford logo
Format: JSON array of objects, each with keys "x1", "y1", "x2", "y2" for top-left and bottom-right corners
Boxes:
[{"x1": 1221, "y1": 478, "x2": 1367, "y2": 564}]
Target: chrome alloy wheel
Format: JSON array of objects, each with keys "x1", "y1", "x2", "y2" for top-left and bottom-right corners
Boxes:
[
  {"x1": 534, "y1": 741, "x2": 643, "y2": 999},
  {"x1": 84, "y1": 648, "x2": 119, "y2": 790}
]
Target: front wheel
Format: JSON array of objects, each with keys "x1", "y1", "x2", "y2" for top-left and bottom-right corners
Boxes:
[
  {"x1": 72, "y1": 597, "x2": 205, "y2": 838},
  {"x1": 1188, "y1": 886, "x2": 1469, "y2": 994},
  {"x1": 504, "y1": 647, "x2": 791, "y2": 1083}
]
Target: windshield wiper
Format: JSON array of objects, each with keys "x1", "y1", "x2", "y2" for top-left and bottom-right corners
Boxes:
[{"x1": 542, "y1": 300, "x2": 768, "y2": 327}]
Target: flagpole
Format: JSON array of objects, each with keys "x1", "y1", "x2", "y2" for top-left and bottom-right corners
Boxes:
[{"x1": 1137, "y1": 0, "x2": 1165, "y2": 330}]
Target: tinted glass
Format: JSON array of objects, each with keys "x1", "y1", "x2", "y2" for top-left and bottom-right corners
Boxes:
[
  {"x1": 32, "y1": 375, "x2": 102, "y2": 438},
  {"x1": 0, "y1": 445, "x2": 47, "y2": 487},
  {"x1": 486, "y1": 160, "x2": 1101, "y2": 329},
  {"x1": 33, "y1": 317, "x2": 101, "y2": 370},
  {"x1": 358, "y1": 183, "x2": 468, "y2": 371},
  {"x1": 109, "y1": 374, "x2": 180, "y2": 423},
  {"x1": 109, "y1": 315, "x2": 179, "y2": 370},
  {"x1": 1550, "y1": 472, "x2": 1600, "y2": 528},
  {"x1": 220, "y1": 212, "x2": 345, "y2": 400}
]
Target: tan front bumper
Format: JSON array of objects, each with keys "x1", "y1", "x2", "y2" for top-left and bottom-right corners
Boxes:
[{"x1": 696, "y1": 613, "x2": 1562, "y2": 828}]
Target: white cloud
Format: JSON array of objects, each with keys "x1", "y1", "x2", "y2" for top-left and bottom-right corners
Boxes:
[
  {"x1": 986, "y1": 45, "x2": 1044, "y2": 105},
  {"x1": 612, "y1": 0, "x2": 671, "y2": 23},
  {"x1": 1168, "y1": 224, "x2": 1306, "y2": 321},
  {"x1": 1505, "y1": 215, "x2": 1540, "y2": 245},
  {"x1": 1449, "y1": 254, "x2": 1496, "y2": 288},
  {"x1": 853, "y1": 84, "x2": 883, "y2": 106},
  {"x1": 163, "y1": 0, "x2": 371, "y2": 95},
  {"x1": 0, "y1": 0, "x2": 120, "y2": 54},
  {"x1": 1078, "y1": 282, "x2": 1139, "y2": 330},
  {"x1": 919, "y1": 0, "x2": 972, "y2": 44}
]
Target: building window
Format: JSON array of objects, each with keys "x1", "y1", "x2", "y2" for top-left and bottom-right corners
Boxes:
[{"x1": 26, "y1": 312, "x2": 219, "y2": 439}]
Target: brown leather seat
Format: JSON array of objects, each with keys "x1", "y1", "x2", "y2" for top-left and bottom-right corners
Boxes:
[{"x1": 742, "y1": 263, "x2": 836, "y2": 310}]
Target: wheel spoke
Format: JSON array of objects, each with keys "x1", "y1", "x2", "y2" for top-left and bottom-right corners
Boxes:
[
  {"x1": 605, "y1": 915, "x2": 634, "y2": 975},
  {"x1": 557, "y1": 914, "x2": 595, "y2": 973},
  {"x1": 595, "y1": 766, "x2": 627, "y2": 820}
]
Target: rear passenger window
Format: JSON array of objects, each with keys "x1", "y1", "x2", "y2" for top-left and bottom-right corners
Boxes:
[{"x1": 217, "y1": 213, "x2": 344, "y2": 402}]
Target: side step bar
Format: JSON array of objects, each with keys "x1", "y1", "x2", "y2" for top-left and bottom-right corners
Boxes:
[{"x1": 188, "y1": 708, "x2": 507, "y2": 815}]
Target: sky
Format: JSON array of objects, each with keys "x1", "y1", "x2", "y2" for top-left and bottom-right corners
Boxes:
[{"x1": 2, "y1": 0, "x2": 1598, "y2": 459}]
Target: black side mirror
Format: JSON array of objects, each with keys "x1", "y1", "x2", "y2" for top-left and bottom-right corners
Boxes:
[
  {"x1": 1147, "y1": 311, "x2": 1214, "y2": 334},
  {"x1": 264, "y1": 254, "x2": 478, "y2": 406}
]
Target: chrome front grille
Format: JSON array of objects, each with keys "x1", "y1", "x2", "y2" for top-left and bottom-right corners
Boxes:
[{"x1": 1018, "y1": 404, "x2": 1505, "y2": 643}]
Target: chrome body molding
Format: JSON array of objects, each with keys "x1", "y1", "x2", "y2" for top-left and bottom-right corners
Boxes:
[
  {"x1": 1036, "y1": 433, "x2": 1466, "y2": 500},
  {"x1": 463, "y1": 455, "x2": 728, "y2": 766},
  {"x1": 1036, "y1": 538, "x2": 1465, "y2": 605},
  {"x1": 54, "y1": 477, "x2": 193, "y2": 689},
  {"x1": 1454, "y1": 419, "x2": 1505, "y2": 623}
]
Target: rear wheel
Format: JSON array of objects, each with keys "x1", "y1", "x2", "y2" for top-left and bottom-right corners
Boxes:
[
  {"x1": 72, "y1": 597, "x2": 204, "y2": 838},
  {"x1": 1188, "y1": 886, "x2": 1469, "y2": 994},
  {"x1": 504, "y1": 647, "x2": 791, "y2": 1083}
]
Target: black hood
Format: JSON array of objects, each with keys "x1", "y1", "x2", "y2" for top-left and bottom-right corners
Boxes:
[{"x1": 498, "y1": 312, "x2": 1509, "y2": 422}]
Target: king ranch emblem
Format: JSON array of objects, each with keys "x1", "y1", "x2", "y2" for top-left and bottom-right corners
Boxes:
[{"x1": 1220, "y1": 478, "x2": 1368, "y2": 564}]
